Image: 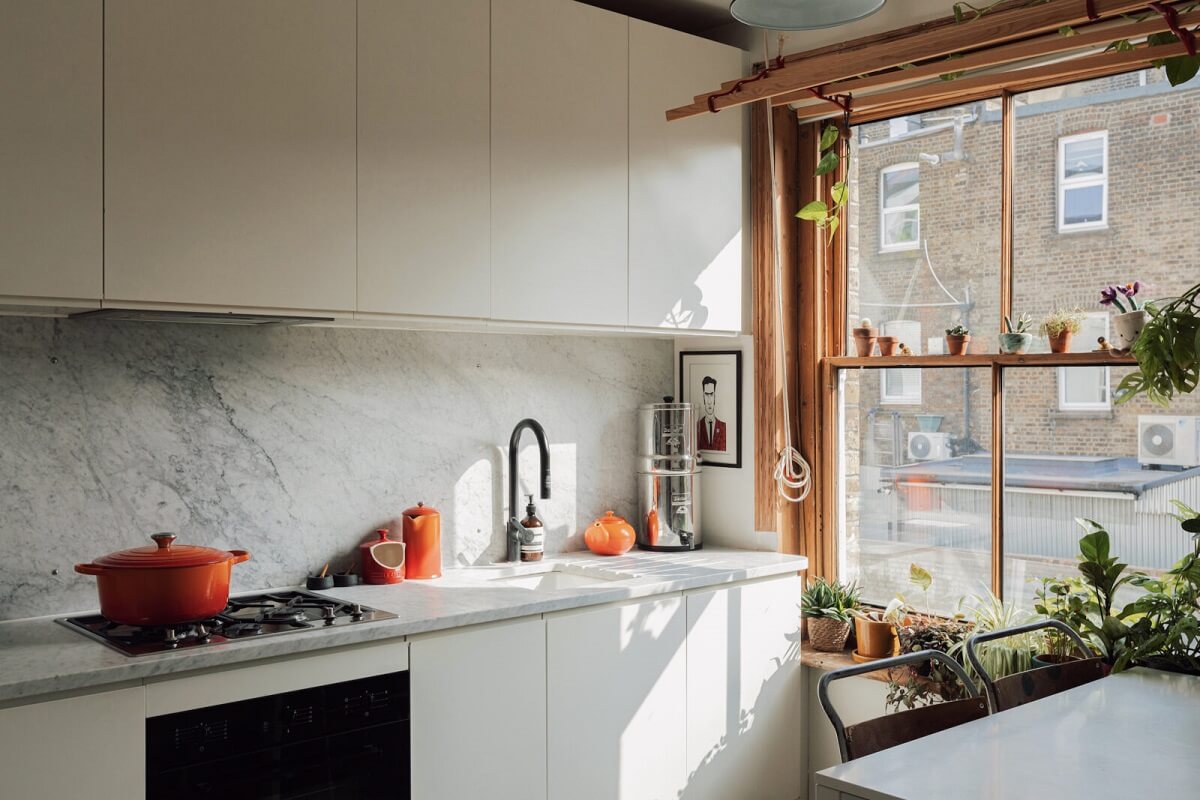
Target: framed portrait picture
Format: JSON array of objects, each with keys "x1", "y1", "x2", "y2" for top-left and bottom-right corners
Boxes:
[{"x1": 679, "y1": 349, "x2": 742, "y2": 469}]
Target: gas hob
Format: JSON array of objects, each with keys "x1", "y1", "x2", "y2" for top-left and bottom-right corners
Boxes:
[{"x1": 57, "y1": 590, "x2": 395, "y2": 656}]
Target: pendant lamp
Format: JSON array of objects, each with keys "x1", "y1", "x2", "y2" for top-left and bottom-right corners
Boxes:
[{"x1": 729, "y1": 0, "x2": 886, "y2": 30}]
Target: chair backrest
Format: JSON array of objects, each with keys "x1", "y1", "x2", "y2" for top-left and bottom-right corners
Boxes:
[
  {"x1": 817, "y1": 649, "x2": 989, "y2": 763},
  {"x1": 964, "y1": 619, "x2": 1107, "y2": 713}
]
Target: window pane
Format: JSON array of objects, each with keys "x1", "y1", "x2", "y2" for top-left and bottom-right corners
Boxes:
[
  {"x1": 1062, "y1": 136, "x2": 1104, "y2": 178},
  {"x1": 1014, "y1": 68, "x2": 1200, "y2": 314},
  {"x1": 848, "y1": 104, "x2": 1001, "y2": 346},
  {"x1": 1062, "y1": 184, "x2": 1103, "y2": 225},
  {"x1": 1003, "y1": 367, "x2": 1200, "y2": 609},
  {"x1": 1061, "y1": 366, "x2": 1107, "y2": 406},
  {"x1": 882, "y1": 166, "x2": 919, "y2": 207},
  {"x1": 839, "y1": 367, "x2": 992, "y2": 613}
]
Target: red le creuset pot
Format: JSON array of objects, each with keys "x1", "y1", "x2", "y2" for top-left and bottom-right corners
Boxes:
[{"x1": 75, "y1": 533, "x2": 251, "y2": 626}]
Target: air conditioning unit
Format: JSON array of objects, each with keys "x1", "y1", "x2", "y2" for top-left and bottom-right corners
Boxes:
[
  {"x1": 908, "y1": 431, "x2": 952, "y2": 462},
  {"x1": 1138, "y1": 416, "x2": 1200, "y2": 468}
]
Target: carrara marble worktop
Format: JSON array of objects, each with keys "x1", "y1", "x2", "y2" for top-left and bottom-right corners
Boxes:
[{"x1": 0, "y1": 548, "x2": 807, "y2": 704}]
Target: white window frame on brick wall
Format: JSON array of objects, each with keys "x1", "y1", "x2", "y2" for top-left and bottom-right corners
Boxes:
[
  {"x1": 880, "y1": 320, "x2": 923, "y2": 404},
  {"x1": 880, "y1": 162, "x2": 921, "y2": 252},
  {"x1": 1057, "y1": 131, "x2": 1108, "y2": 232},
  {"x1": 1058, "y1": 313, "x2": 1111, "y2": 411}
]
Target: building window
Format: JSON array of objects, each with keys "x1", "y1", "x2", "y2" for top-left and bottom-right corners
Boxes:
[
  {"x1": 880, "y1": 320, "x2": 922, "y2": 404},
  {"x1": 880, "y1": 163, "x2": 920, "y2": 252},
  {"x1": 1058, "y1": 314, "x2": 1111, "y2": 411},
  {"x1": 1057, "y1": 131, "x2": 1108, "y2": 232}
]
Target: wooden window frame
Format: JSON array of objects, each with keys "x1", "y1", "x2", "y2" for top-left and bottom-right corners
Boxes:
[{"x1": 786, "y1": 72, "x2": 1150, "y2": 599}]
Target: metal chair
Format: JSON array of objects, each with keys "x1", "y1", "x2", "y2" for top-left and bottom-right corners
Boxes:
[
  {"x1": 964, "y1": 619, "x2": 1107, "y2": 713},
  {"x1": 817, "y1": 649, "x2": 989, "y2": 763}
]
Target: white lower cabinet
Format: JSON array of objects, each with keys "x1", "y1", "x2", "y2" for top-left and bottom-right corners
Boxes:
[
  {"x1": 684, "y1": 576, "x2": 804, "y2": 799},
  {"x1": 410, "y1": 617, "x2": 548, "y2": 800},
  {"x1": 0, "y1": 684, "x2": 146, "y2": 799},
  {"x1": 547, "y1": 594, "x2": 688, "y2": 800}
]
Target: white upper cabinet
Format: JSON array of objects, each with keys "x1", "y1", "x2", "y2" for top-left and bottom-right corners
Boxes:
[
  {"x1": 547, "y1": 595, "x2": 688, "y2": 799},
  {"x1": 0, "y1": 0, "x2": 102, "y2": 304},
  {"x1": 629, "y1": 20, "x2": 745, "y2": 333},
  {"x1": 104, "y1": 0, "x2": 357, "y2": 313},
  {"x1": 357, "y1": 0, "x2": 491, "y2": 320},
  {"x1": 491, "y1": 0, "x2": 629, "y2": 326}
]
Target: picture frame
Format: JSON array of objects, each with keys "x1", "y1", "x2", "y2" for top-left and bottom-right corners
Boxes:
[{"x1": 678, "y1": 349, "x2": 742, "y2": 469}]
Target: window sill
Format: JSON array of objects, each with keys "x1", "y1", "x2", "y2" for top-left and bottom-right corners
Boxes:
[
  {"x1": 827, "y1": 351, "x2": 1136, "y2": 369},
  {"x1": 800, "y1": 647, "x2": 893, "y2": 682}
]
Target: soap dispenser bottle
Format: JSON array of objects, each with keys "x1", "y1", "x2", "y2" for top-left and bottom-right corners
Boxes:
[{"x1": 520, "y1": 494, "x2": 545, "y2": 562}]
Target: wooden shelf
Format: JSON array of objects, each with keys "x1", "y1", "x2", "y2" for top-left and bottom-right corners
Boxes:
[
  {"x1": 800, "y1": 647, "x2": 893, "y2": 682},
  {"x1": 825, "y1": 351, "x2": 1137, "y2": 369}
]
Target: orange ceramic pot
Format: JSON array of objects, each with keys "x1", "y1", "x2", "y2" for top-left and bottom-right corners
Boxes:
[
  {"x1": 584, "y1": 511, "x2": 636, "y2": 556},
  {"x1": 402, "y1": 502, "x2": 442, "y2": 579},
  {"x1": 75, "y1": 533, "x2": 251, "y2": 625}
]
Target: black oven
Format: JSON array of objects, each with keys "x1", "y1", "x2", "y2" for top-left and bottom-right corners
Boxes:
[{"x1": 146, "y1": 671, "x2": 410, "y2": 799}]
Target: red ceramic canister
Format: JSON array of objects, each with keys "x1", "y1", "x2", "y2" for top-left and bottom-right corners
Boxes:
[{"x1": 360, "y1": 529, "x2": 406, "y2": 584}]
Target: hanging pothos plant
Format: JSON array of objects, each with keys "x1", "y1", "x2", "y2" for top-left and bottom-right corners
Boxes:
[{"x1": 795, "y1": 123, "x2": 849, "y2": 244}]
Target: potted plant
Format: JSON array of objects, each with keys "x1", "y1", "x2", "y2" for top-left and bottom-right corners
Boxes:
[
  {"x1": 944, "y1": 324, "x2": 971, "y2": 356},
  {"x1": 1100, "y1": 281, "x2": 1149, "y2": 350},
  {"x1": 999, "y1": 313, "x2": 1033, "y2": 354},
  {"x1": 852, "y1": 317, "x2": 878, "y2": 357},
  {"x1": 853, "y1": 604, "x2": 901, "y2": 660},
  {"x1": 876, "y1": 334, "x2": 899, "y2": 356},
  {"x1": 1040, "y1": 307, "x2": 1085, "y2": 353},
  {"x1": 1116, "y1": 280, "x2": 1200, "y2": 407},
  {"x1": 801, "y1": 577, "x2": 860, "y2": 652}
]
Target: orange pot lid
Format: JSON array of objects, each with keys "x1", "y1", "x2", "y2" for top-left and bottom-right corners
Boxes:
[
  {"x1": 92, "y1": 533, "x2": 239, "y2": 569},
  {"x1": 403, "y1": 502, "x2": 439, "y2": 518},
  {"x1": 597, "y1": 510, "x2": 627, "y2": 524}
]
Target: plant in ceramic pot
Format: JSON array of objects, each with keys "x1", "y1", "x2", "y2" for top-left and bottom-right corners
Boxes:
[
  {"x1": 998, "y1": 313, "x2": 1033, "y2": 354},
  {"x1": 852, "y1": 317, "x2": 878, "y2": 357},
  {"x1": 1040, "y1": 307, "x2": 1085, "y2": 353},
  {"x1": 1116, "y1": 280, "x2": 1200, "y2": 407},
  {"x1": 944, "y1": 324, "x2": 971, "y2": 356},
  {"x1": 801, "y1": 577, "x2": 860, "y2": 652},
  {"x1": 1100, "y1": 281, "x2": 1149, "y2": 351}
]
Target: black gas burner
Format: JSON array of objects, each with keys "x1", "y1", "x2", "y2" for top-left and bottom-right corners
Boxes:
[{"x1": 57, "y1": 590, "x2": 395, "y2": 657}]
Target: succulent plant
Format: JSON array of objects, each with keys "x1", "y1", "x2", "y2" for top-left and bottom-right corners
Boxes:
[{"x1": 801, "y1": 577, "x2": 861, "y2": 623}]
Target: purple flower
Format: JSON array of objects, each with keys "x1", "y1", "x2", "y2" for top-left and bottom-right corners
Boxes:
[
  {"x1": 1117, "y1": 281, "x2": 1144, "y2": 299},
  {"x1": 1099, "y1": 285, "x2": 1120, "y2": 306}
]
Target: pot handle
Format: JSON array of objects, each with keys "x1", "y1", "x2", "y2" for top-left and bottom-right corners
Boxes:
[
  {"x1": 74, "y1": 563, "x2": 104, "y2": 576},
  {"x1": 229, "y1": 550, "x2": 251, "y2": 565}
]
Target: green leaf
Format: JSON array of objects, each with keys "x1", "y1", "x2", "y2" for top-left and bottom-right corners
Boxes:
[
  {"x1": 909, "y1": 563, "x2": 932, "y2": 592},
  {"x1": 1105, "y1": 39, "x2": 1135, "y2": 53},
  {"x1": 796, "y1": 201, "x2": 828, "y2": 221},
  {"x1": 814, "y1": 151, "x2": 840, "y2": 176},
  {"x1": 1147, "y1": 31, "x2": 1180, "y2": 47},
  {"x1": 827, "y1": 214, "x2": 840, "y2": 242},
  {"x1": 819, "y1": 125, "x2": 839, "y2": 151},
  {"x1": 831, "y1": 181, "x2": 849, "y2": 207},
  {"x1": 1058, "y1": 25, "x2": 1076, "y2": 36},
  {"x1": 1184, "y1": 518, "x2": 1200, "y2": 534},
  {"x1": 1165, "y1": 55, "x2": 1200, "y2": 87}
]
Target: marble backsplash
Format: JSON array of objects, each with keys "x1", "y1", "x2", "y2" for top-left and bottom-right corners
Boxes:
[{"x1": 0, "y1": 317, "x2": 672, "y2": 620}]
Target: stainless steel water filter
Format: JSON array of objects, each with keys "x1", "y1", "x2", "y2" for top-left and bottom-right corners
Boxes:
[{"x1": 637, "y1": 399, "x2": 702, "y2": 550}]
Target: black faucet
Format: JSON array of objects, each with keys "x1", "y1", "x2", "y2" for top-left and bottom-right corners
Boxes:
[{"x1": 507, "y1": 418, "x2": 551, "y2": 562}]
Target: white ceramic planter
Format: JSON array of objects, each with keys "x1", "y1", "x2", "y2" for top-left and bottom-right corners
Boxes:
[{"x1": 1113, "y1": 309, "x2": 1149, "y2": 350}]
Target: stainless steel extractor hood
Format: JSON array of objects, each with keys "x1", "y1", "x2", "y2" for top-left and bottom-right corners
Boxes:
[{"x1": 69, "y1": 308, "x2": 334, "y2": 326}]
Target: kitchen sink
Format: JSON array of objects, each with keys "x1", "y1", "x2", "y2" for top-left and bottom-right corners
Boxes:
[{"x1": 487, "y1": 568, "x2": 627, "y2": 591}]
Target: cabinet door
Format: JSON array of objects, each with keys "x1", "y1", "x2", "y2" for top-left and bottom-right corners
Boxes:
[
  {"x1": 0, "y1": 0, "x2": 102, "y2": 303},
  {"x1": 0, "y1": 684, "x2": 145, "y2": 798},
  {"x1": 410, "y1": 617, "x2": 547, "y2": 800},
  {"x1": 684, "y1": 576, "x2": 803, "y2": 800},
  {"x1": 629, "y1": 20, "x2": 745, "y2": 333},
  {"x1": 104, "y1": 0, "x2": 356, "y2": 312},
  {"x1": 491, "y1": 0, "x2": 628, "y2": 326},
  {"x1": 357, "y1": 0, "x2": 490, "y2": 319},
  {"x1": 548, "y1": 595, "x2": 687, "y2": 799}
]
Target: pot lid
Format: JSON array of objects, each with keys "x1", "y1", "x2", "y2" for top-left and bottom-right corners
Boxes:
[
  {"x1": 403, "y1": 502, "x2": 439, "y2": 518},
  {"x1": 92, "y1": 533, "x2": 240, "y2": 569}
]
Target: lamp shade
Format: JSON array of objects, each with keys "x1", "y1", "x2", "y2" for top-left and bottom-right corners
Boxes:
[{"x1": 729, "y1": 0, "x2": 886, "y2": 30}]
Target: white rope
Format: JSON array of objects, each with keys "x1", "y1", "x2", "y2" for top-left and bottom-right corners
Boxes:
[{"x1": 764, "y1": 30, "x2": 812, "y2": 505}]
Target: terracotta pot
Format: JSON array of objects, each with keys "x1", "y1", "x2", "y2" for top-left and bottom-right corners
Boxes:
[
  {"x1": 1047, "y1": 330, "x2": 1074, "y2": 353},
  {"x1": 75, "y1": 533, "x2": 251, "y2": 625},
  {"x1": 853, "y1": 614, "x2": 899, "y2": 659},
  {"x1": 945, "y1": 334, "x2": 971, "y2": 356},
  {"x1": 584, "y1": 510, "x2": 636, "y2": 556},
  {"x1": 876, "y1": 336, "x2": 899, "y2": 356},
  {"x1": 852, "y1": 327, "x2": 878, "y2": 357},
  {"x1": 1112, "y1": 309, "x2": 1149, "y2": 350},
  {"x1": 807, "y1": 616, "x2": 852, "y2": 652}
]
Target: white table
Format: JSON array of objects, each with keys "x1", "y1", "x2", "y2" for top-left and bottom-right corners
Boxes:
[{"x1": 815, "y1": 668, "x2": 1200, "y2": 800}]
